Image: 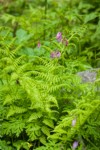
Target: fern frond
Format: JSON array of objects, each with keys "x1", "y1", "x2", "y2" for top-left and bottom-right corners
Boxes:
[
  {"x1": 28, "y1": 112, "x2": 42, "y2": 122},
  {"x1": 43, "y1": 119, "x2": 54, "y2": 128},
  {"x1": 41, "y1": 126, "x2": 50, "y2": 136},
  {"x1": 49, "y1": 98, "x2": 100, "y2": 142},
  {"x1": 1, "y1": 119, "x2": 25, "y2": 137},
  {"x1": 7, "y1": 106, "x2": 27, "y2": 118}
]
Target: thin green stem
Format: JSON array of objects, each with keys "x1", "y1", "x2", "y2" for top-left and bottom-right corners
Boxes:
[{"x1": 44, "y1": 0, "x2": 48, "y2": 40}]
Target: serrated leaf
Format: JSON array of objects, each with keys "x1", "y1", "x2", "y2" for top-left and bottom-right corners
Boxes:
[
  {"x1": 43, "y1": 119, "x2": 54, "y2": 128},
  {"x1": 41, "y1": 126, "x2": 50, "y2": 136},
  {"x1": 3, "y1": 95, "x2": 13, "y2": 105},
  {"x1": 39, "y1": 135, "x2": 46, "y2": 145},
  {"x1": 28, "y1": 112, "x2": 42, "y2": 122},
  {"x1": 29, "y1": 132, "x2": 37, "y2": 141},
  {"x1": 7, "y1": 106, "x2": 27, "y2": 118}
]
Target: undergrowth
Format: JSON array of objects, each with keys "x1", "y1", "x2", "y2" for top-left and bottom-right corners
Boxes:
[{"x1": 0, "y1": 0, "x2": 100, "y2": 150}]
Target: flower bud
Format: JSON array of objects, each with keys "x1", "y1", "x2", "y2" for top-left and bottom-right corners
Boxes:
[
  {"x1": 37, "y1": 41, "x2": 41, "y2": 48},
  {"x1": 56, "y1": 32, "x2": 62, "y2": 42}
]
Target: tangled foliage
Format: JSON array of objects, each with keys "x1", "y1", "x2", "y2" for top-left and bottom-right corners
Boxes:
[
  {"x1": 0, "y1": 0, "x2": 100, "y2": 67},
  {"x1": 0, "y1": 0, "x2": 100, "y2": 150}
]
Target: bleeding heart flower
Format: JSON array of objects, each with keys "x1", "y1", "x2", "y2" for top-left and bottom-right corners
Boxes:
[
  {"x1": 37, "y1": 41, "x2": 41, "y2": 48},
  {"x1": 65, "y1": 39, "x2": 68, "y2": 46},
  {"x1": 72, "y1": 141, "x2": 78, "y2": 150},
  {"x1": 56, "y1": 32, "x2": 62, "y2": 42},
  {"x1": 50, "y1": 52, "x2": 56, "y2": 58},
  {"x1": 56, "y1": 51, "x2": 61, "y2": 57},
  {"x1": 50, "y1": 51, "x2": 61, "y2": 58},
  {"x1": 62, "y1": 38, "x2": 68, "y2": 46}
]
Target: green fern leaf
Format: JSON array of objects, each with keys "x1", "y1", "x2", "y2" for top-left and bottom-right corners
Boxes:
[
  {"x1": 43, "y1": 119, "x2": 54, "y2": 128},
  {"x1": 39, "y1": 135, "x2": 47, "y2": 145},
  {"x1": 41, "y1": 126, "x2": 50, "y2": 136},
  {"x1": 28, "y1": 112, "x2": 42, "y2": 122}
]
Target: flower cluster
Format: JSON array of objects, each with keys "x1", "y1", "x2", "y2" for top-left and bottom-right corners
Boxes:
[
  {"x1": 56, "y1": 32, "x2": 68, "y2": 46},
  {"x1": 37, "y1": 32, "x2": 68, "y2": 59},
  {"x1": 50, "y1": 51, "x2": 61, "y2": 58}
]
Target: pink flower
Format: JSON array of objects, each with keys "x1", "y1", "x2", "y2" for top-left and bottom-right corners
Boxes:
[
  {"x1": 72, "y1": 141, "x2": 78, "y2": 149},
  {"x1": 66, "y1": 39, "x2": 68, "y2": 46},
  {"x1": 56, "y1": 32, "x2": 62, "y2": 42},
  {"x1": 72, "y1": 118, "x2": 76, "y2": 127},
  {"x1": 56, "y1": 51, "x2": 61, "y2": 57},
  {"x1": 37, "y1": 41, "x2": 41, "y2": 48},
  {"x1": 50, "y1": 51, "x2": 61, "y2": 58},
  {"x1": 62, "y1": 38, "x2": 68, "y2": 46},
  {"x1": 50, "y1": 52, "x2": 56, "y2": 58}
]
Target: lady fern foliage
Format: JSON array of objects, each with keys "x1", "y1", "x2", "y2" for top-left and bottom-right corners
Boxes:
[
  {"x1": 0, "y1": 26, "x2": 59, "y2": 148},
  {"x1": 0, "y1": 24, "x2": 100, "y2": 150}
]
